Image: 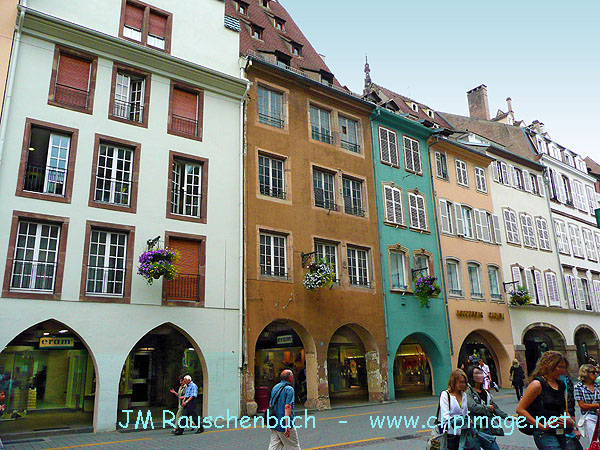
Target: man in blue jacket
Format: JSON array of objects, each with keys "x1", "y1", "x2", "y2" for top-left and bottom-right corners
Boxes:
[{"x1": 268, "y1": 369, "x2": 301, "y2": 450}]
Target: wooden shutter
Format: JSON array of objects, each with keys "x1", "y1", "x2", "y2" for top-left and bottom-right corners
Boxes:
[
  {"x1": 533, "y1": 270, "x2": 546, "y2": 305},
  {"x1": 168, "y1": 238, "x2": 201, "y2": 301},
  {"x1": 593, "y1": 280, "x2": 600, "y2": 312},
  {"x1": 379, "y1": 128, "x2": 391, "y2": 164},
  {"x1": 525, "y1": 269, "x2": 536, "y2": 302},
  {"x1": 408, "y1": 193, "x2": 419, "y2": 228},
  {"x1": 392, "y1": 188, "x2": 403, "y2": 224},
  {"x1": 538, "y1": 175, "x2": 545, "y2": 197},
  {"x1": 439, "y1": 199, "x2": 450, "y2": 233},
  {"x1": 511, "y1": 266, "x2": 522, "y2": 285},
  {"x1": 57, "y1": 53, "x2": 91, "y2": 91},
  {"x1": 172, "y1": 88, "x2": 198, "y2": 120},
  {"x1": 412, "y1": 139, "x2": 422, "y2": 173},
  {"x1": 523, "y1": 170, "x2": 532, "y2": 192},
  {"x1": 491, "y1": 214, "x2": 502, "y2": 244},
  {"x1": 404, "y1": 137, "x2": 414, "y2": 172},
  {"x1": 545, "y1": 272, "x2": 560, "y2": 306},
  {"x1": 454, "y1": 203, "x2": 464, "y2": 236},
  {"x1": 491, "y1": 161, "x2": 500, "y2": 182},
  {"x1": 500, "y1": 162, "x2": 509, "y2": 185},
  {"x1": 124, "y1": 2, "x2": 144, "y2": 29},
  {"x1": 564, "y1": 275, "x2": 575, "y2": 309},
  {"x1": 149, "y1": 12, "x2": 167, "y2": 38},
  {"x1": 480, "y1": 211, "x2": 491, "y2": 242},
  {"x1": 416, "y1": 195, "x2": 426, "y2": 229},
  {"x1": 474, "y1": 209, "x2": 483, "y2": 240},
  {"x1": 384, "y1": 186, "x2": 394, "y2": 222},
  {"x1": 389, "y1": 130, "x2": 398, "y2": 166}
]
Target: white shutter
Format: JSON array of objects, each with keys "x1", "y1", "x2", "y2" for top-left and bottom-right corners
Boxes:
[
  {"x1": 519, "y1": 214, "x2": 528, "y2": 247},
  {"x1": 404, "y1": 137, "x2": 414, "y2": 172},
  {"x1": 511, "y1": 266, "x2": 522, "y2": 285},
  {"x1": 409, "y1": 193, "x2": 419, "y2": 228},
  {"x1": 389, "y1": 131, "x2": 398, "y2": 167},
  {"x1": 523, "y1": 170, "x2": 532, "y2": 192},
  {"x1": 538, "y1": 175, "x2": 545, "y2": 197},
  {"x1": 480, "y1": 211, "x2": 491, "y2": 242},
  {"x1": 547, "y1": 169, "x2": 556, "y2": 199},
  {"x1": 454, "y1": 203, "x2": 465, "y2": 236},
  {"x1": 569, "y1": 225, "x2": 583, "y2": 257},
  {"x1": 533, "y1": 270, "x2": 546, "y2": 306},
  {"x1": 586, "y1": 185, "x2": 597, "y2": 214},
  {"x1": 435, "y1": 153, "x2": 444, "y2": 178},
  {"x1": 379, "y1": 128, "x2": 391, "y2": 164},
  {"x1": 572, "y1": 276, "x2": 583, "y2": 310},
  {"x1": 525, "y1": 269, "x2": 536, "y2": 302},
  {"x1": 500, "y1": 162, "x2": 509, "y2": 185},
  {"x1": 593, "y1": 280, "x2": 600, "y2": 312},
  {"x1": 412, "y1": 139, "x2": 422, "y2": 174},
  {"x1": 439, "y1": 199, "x2": 450, "y2": 233},
  {"x1": 583, "y1": 228, "x2": 598, "y2": 261},
  {"x1": 384, "y1": 185, "x2": 395, "y2": 222},
  {"x1": 474, "y1": 209, "x2": 483, "y2": 240},
  {"x1": 492, "y1": 161, "x2": 500, "y2": 182},
  {"x1": 509, "y1": 165, "x2": 517, "y2": 187},
  {"x1": 545, "y1": 272, "x2": 560, "y2": 306},
  {"x1": 595, "y1": 233, "x2": 600, "y2": 259},
  {"x1": 416, "y1": 195, "x2": 427, "y2": 229},
  {"x1": 536, "y1": 218, "x2": 550, "y2": 250},
  {"x1": 557, "y1": 174, "x2": 567, "y2": 203},
  {"x1": 491, "y1": 214, "x2": 502, "y2": 244},
  {"x1": 577, "y1": 278, "x2": 587, "y2": 310},
  {"x1": 392, "y1": 188, "x2": 403, "y2": 224},
  {"x1": 564, "y1": 275, "x2": 576, "y2": 309},
  {"x1": 527, "y1": 216, "x2": 537, "y2": 248}
]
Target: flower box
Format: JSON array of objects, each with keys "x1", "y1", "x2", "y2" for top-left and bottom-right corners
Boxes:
[{"x1": 137, "y1": 248, "x2": 179, "y2": 285}]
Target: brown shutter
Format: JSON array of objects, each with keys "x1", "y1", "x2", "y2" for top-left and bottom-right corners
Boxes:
[
  {"x1": 172, "y1": 88, "x2": 198, "y2": 120},
  {"x1": 124, "y1": 2, "x2": 144, "y2": 29},
  {"x1": 168, "y1": 238, "x2": 200, "y2": 301},
  {"x1": 149, "y1": 12, "x2": 167, "y2": 38},
  {"x1": 56, "y1": 53, "x2": 91, "y2": 91}
]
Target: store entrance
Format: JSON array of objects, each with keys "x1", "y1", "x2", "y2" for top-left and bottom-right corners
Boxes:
[
  {"x1": 458, "y1": 332, "x2": 499, "y2": 385},
  {"x1": 393, "y1": 337, "x2": 432, "y2": 398},
  {"x1": 523, "y1": 326, "x2": 566, "y2": 375},
  {"x1": 327, "y1": 326, "x2": 368, "y2": 406},
  {"x1": 0, "y1": 320, "x2": 95, "y2": 436},
  {"x1": 575, "y1": 327, "x2": 599, "y2": 367}
]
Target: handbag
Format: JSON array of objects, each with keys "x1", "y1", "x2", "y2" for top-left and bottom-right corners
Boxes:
[
  {"x1": 427, "y1": 391, "x2": 450, "y2": 450},
  {"x1": 264, "y1": 385, "x2": 286, "y2": 428},
  {"x1": 587, "y1": 410, "x2": 600, "y2": 450}
]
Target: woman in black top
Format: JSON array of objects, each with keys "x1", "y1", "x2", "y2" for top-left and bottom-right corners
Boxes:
[
  {"x1": 510, "y1": 359, "x2": 526, "y2": 400},
  {"x1": 516, "y1": 351, "x2": 580, "y2": 450}
]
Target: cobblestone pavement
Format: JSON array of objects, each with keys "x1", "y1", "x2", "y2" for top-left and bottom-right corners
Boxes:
[{"x1": 2, "y1": 390, "x2": 540, "y2": 450}]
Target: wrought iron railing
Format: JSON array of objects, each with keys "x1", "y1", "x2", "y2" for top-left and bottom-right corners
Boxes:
[
  {"x1": 260, "y1": 267, "x2": 288, "y2": 279},
  {"x1": 85, "y1": 265, "x2": 125, "y2": 296},
  {"x1": 471, "y1": 292, "x2": 484, "y2": 298},
  {"x1": 94, "y1": 177, "x2": 133, "y2": 206},
  {"x1": 113, "y1": 99, "x2": 144, "y2": 122},
  {"x1": 23, "y1": 163, "x2": 67, "y2": 195},
  {"x1": 449, "y1": 289, "x2": 463, "y2": 296},
  {"x1": 171, "y1": 192, "x2": 203, "y2": 218},
  {"x1": 314, "y1": 189, "x2": 337, "y2": 210},
  {"x1": 164, "y1": 273, "x2": 203, "y2": 302},
  {"x1": 258, "y1": 112, "x2": 284, "y2": 128},
  {"x1": 10, "y1": 260, "x2": 57, "y2": 291},
  {"x1": 311, "y1": 129, "x2": 332, "y2": 144},
  {"x1": 54, "y1": 83, "x2": 89, "y2": 109},
  {"x1": 259, "y1": 185, "x2": 286, "y2": 199},
  {"x1": 490, "y1": 293, "x2": 503, "y2": 300},
  {"x1": 171, "y1": 114, "x2": 199, "y2": 136},
  {"x1": 341, "y1": 139, "x2": 360, "y2": 153},
  {"x1": 343, "y1": 198, "x2": 365, "y2": 217},
  {"x1": 350, "y1": 279, "x2": 372, "y2": 288}
]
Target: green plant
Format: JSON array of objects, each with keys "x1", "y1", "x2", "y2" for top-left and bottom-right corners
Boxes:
[
  {"x1": 137, "y1": 248, "x2": 179, "y2": 285},
  {"x1": 509, "y1": 286, "x2": 531, "y2": 306},
  {"x1": 414, "y1": 276, "x2": 441, "y2": 307},
  {"x1": 303, "y1": 259, "x2": 336, "y2": 290}
]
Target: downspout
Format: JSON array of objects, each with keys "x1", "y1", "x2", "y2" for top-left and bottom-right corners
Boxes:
[
  {"x1": 0, "y1": 1, "x2": 26, "y2": 166},
  {"x1": 427, "y1": 135, "x2": 454, "y2": 357}
]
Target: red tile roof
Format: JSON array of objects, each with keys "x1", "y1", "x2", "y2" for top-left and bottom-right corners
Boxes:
[{"x1": 585, "y1": 156, "x2": 600, "y2": 177}]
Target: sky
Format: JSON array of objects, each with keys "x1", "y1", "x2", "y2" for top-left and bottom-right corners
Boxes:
[{"x1": 284, "y1": 0, "x2": 600, "y2": 162}]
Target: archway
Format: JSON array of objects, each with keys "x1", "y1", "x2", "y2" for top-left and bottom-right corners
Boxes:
[
  {"x1": 116, "y1": 324, "x2": 206, "y2": 429},
  {"x1": 393, "y1": 335, "x2": 436, "y2": 398},
  {"x1": 522, "y1": 325, "x2": 567, "y2": 374},
  {"x1": 575, "y1": 326, "x2": 600, "y2": 367},
  {"x1": 0, "y1": 320, "x2": 96, "y2": 435},
  {"x1": 458, "y1": 330, "x2": 507, "y2": 386}
]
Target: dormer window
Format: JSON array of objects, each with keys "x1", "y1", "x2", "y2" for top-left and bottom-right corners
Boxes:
[
  {"x1": 251, "y1": 25, "x2": 263, "y2": 40},
  {"x1": 236, "y1": 1, "x2": 248, "y2": 14},
  {"x1": 427, "y1": 109, "x2": 435, "y2": 119},
  {"x1": 262, "y1": 0, "x2": 269, "y2": 8},
  {"x1": 410, "y1": 103, "x2": 419, "y2": 112},
  {"x1": 276, "y1": 54, "x2": 291, "y2": 68},
  {"x1": 291, "y1": 42, "x2": 302, "y2": 57},
  {"x1": 321, "y1": 73, "x2": 334, "y2": 87},
  {"x1": 275, "y1": 17, "x2": 285, "y2": 31}
]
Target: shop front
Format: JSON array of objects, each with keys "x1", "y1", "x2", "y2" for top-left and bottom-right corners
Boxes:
[
  {"x1": 575, "y1": 326, "x2": 599, "y2": 367},
  {"x1": 522, "y1": 326, "x2": 567, "y2": 374},
  {"x1": 327, "y1": 326, "x2": 368, "y2": 405},
  {"x1": 458, "y1": 332, "x2": 499, "y2": 385},
  {"x1": 0, "y1": 321, "x2": 95, "y2": 435},
  {"x1": 393, "y1": 337, "x2": 431, "y2": 397}
]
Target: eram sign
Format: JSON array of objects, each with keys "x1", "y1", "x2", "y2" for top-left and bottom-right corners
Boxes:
[{"x1": 39, "y1": 337, "x2": 75, "y2": 349}]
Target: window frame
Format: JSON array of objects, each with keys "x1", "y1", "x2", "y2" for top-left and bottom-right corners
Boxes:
[
  {"x1": 166, "y1": 151, "x2": 209, "y2": 224},
  {"x1": 474, "y1": 166, "x2": 488, "y2": 193},
  {"x1": 346, "y1": 245, "x2": 371, "y2": 288},
  {"x1": 445, "y1": 258, "x2": 462, "y2": 297},
  {"x1": 455, "y1": 159, "x2": 469, "y2": 187},
  {"x1": 118, "y1": 0, "x2": 173, "y2": 53},
  {"x1": 258, "y1": 153, "x2": 286, "y2": 200},
  {"x1": 167, "y1": 80, "x2": 204, "y2": 141},
  {"x1": 434, "y1": 151, "x2": 449, "y2": 180},
  {"x1": 402, "y1": 135, "x2": 423, "y2": 175},
  {"x1": 467, "y1": 262, "x2": 483, "y2": 299},
  {"x1": 108, "y1": 62, "x2": 151, "y2": 128},
  {"x1": 259, "y1": 231, "x2": 288, "y2": 279}
]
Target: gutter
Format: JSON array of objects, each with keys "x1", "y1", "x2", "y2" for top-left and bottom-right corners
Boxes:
[{"x1": 0, "y1": 0, "x2": 26, "y2": 166}]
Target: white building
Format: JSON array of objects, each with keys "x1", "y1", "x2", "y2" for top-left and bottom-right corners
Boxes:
[{"x1": 0, "y1": 0, "x2": 248, "y2": 435}]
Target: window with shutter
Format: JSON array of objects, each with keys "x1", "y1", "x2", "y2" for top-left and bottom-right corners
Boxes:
[
  {"x1": 525, "y1": 269, "x2": 536, "y2": 303},
  {"x1": 439, "y1": 199, "x2": 452, "y2": 234},
  {"x1": 454, "y1": 203, "x2": 465, "y2": 236},
  {"x1": 124, "y1": 2, "x2": 144, "y2": 40},
  {"x1": 578, "y1": 278, "x2": 593, "y2": 311},
  {"x1": 593, "y1": 280, "x2": 600, "y2": 312},
  {"x1": 121, "y1": 1, "x2": 172, "y2": 52},
  {"x1": 538, "y1": 175, "x2": 545, "y2": 197},
  {"x1": 573, "y1": 180, "x2": 586, "y2": 211},
  {"x1": 520, "y1": 214, "x2": 537, "y2": 248},
  {"x1": 481, "y1": 211, "x2": 492, "y2": 242},
  {"x1": 408, "y1": 193, "x2": 426, "y2": 230},
  {"x1": 491, "y1": 214, "x2": 502, "y2": 244},
  {"x1": 491, "y1": 161, "x2": 500, "y2": 183},
  {"x1": 435, "y1": 152, "x2": 448, "y2": 180},
  {"x1": 511, "y1": 266, "x2": 522, "y2": 286},
  {"x1": 416, "y1": 195, "x2": 427, "y2": 230},
  {"x1": 535, "y1": 217, "x2": 551, "y2": 250},
  {"x1": 169, "y1": 84, "x2": 202, "y2": 139},
  {"x1": 473, "y1": 208, "x2": 482, "y2": 240},
  {"x1": 571, "y1": 275, "x2": 583, "y2": 310},
  {"x1": 411, "y1": 139, "x2": 422, "y2": 174},
  {"x1": 166, "y1": 238, "x2": 203, "y2": 302},
  {"x1": 403, "y1": 136, "x2": 421, "y2": 173},
  {"x1": 384, "y1": 185, "x2": 403, "y2": 225},
  {"x1": 504, "y1": 209, "x2": 520, "y2": 244},
  {"x1": 148, "y1": 12, "x2": 167, "y2": 49},
  {"x1": 553, "y1": 220, "x2": 570, "y2": 254},
  {"x1": 51, "y1": 51, "x2": 94, "y2": 111},
  {"x1": 533, "y1": 270, "x2": 546, "y2": 305},
  {"x1": 595, "y1": 233, "x2": 600, "y2": 259},
  {"x1": 568, "y1": 224, "x2": 584, "y2": 257},
  {"x1": 545, "y1": 272, "x2": 560, "y2": 306},
  {"x1": 586, "y1": 185, "x2": 597, "y2": 215},
  {"x1": 379, "y1": 127, "x2": 398, "y2": 166},
  {"x1": 500, "y1": 162, "x2": 509, "y2": 186},
  {"x1": 582, "y1": 228, "x2": 598, "y2": 261},
  {"x1": 523, "y1": 170, "x2": 532, "y2": 192}
]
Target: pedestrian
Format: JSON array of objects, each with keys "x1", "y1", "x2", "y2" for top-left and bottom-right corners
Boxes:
[
  {"x1": 169, "y1": 375, "x2": 186, "y2": 433},
  {"x1": 268, "y1": 369, "x2": 301, "y2": 450},
  {"x1": 173, "y1": 375, "x2": 204, "y2": 435},
  {"x1": 574, "y1": 364, "x2": 600, "y2": 448},
  {"x1": 466, "y1": 365, "x2": 508, "y2": 450},
  {"x1": 0, "y1": 389, "x2": 5, "y2": 450},
  {"x1": 516, "y1": 351, "x2": 580, "y2": 450},
  {"x1": 440, "y1": 369, "x2": 477, "y2": 450},
  {"x1": 510, "y1": 359, "x2": 526, "y2": 400},
  {"x1": 478, "y1": 359, "x2": 491, "y2": 391}
]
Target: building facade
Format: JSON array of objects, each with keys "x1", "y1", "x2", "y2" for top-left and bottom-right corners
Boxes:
[{"x1": 0, "y1": 0, "x2": 247, "y2": 434}]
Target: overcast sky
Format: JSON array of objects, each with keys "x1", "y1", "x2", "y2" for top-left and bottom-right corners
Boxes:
[{"x1": 284, "y1": 0, "x2": 600, "y2": 161}]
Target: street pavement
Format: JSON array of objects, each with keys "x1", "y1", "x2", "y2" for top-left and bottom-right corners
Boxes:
[{"x1": 2, "y1": 389, "x2": 541, "y2": 450}]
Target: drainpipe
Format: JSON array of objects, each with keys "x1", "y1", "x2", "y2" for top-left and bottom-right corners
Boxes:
[
  {"x1": 0, "y1": 1, "x2": 26, "y2": 166},
  {"x1": 427, "y1": 135, "x2": 454, "y2": 357}
]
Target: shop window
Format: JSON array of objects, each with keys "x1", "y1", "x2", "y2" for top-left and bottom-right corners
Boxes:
[
  {"x1": 393, "y1": 337, "x2": 432, "y2": 396},
  {"x1": 327, "y1": 326, "x2": 368, "y2": 404}
]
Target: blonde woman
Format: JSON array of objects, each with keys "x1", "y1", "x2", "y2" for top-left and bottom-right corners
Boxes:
[
  {"x1": 516, "y1": 351, "x2": 579, "y2": 450},
  {"x1": 574, "y1": 364, "x2": 600, "y2": 447},
  {"x1": 440, "y1": 369, "x2": 476, "y2": 450}
]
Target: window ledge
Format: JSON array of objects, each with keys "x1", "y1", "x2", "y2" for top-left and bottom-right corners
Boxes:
[
  {"x1": 409, "y1": 227, "x2": 430, "y2": 234},
  {"x1": 16, "y1": 189, "x2": 71, "y2": 204},
  {"x1": 384, "y1": 221, "x2": 406, "y2": 229},
  {"x1": 109, "y1": 114, "x2": 148, "y2": 129}
]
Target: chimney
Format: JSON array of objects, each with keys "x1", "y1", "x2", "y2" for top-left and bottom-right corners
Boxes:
[
  {"x1": 531, "y1": 120, "x2": 545, "y2": 134},
  {"x1": 506, "y1": 97, "x2": 513, "y2": 113},
  {"x1": 466, "y1": 84, "x2": 490, "y2": 120}
]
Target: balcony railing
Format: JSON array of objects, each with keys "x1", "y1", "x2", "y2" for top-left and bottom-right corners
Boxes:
[
  {"x1": 94, "y1": 177, "x2": 133, "y2": 206},
  {"x1": 259, "y1": 185, "x2": 286, "y2": 199},
  {"x1": 491, "y1": 293, "x2": 503, "y2": 301},
  {"x1": 343, "y1": 198, "x2": 365, "y2": 217},
  {"x1": 260, "y1": 267, "x2": 288, "y2": 279},
  {"x1": 350, "y1": 279, "x2": 373, "y2": 288},
  {"x1": 449, "y1": 289, "x2": 463, "y2": 296},
  {"x1": 164, "y1": 273, "x2": 203, "y2": 302},
  {"x1": 341, "y1": 139, "x2": 360, "y2": 153},
  {"x1": 311, "y1": 129, "x2": 332, "y2": 144},
  {"x1": 10, "y1": 259, "x2": 57, "y2": 291},
  {"x1": 113, "y1": 99, "x2": 144, "y2": 122},
  {"x1": 23, "y1": 163, "x2": 67, "y2": 195},
  {"x1": 54, "y1": 83, "x2": 89, "y2": 109},
  {"x1": 85, "y1": 265, "x2": 125, "y2": 296},
  {"x1": 171, "y1": 114, "x2": 199, "y2": 136},
  {"x1": 471, "y1": 292, "x2": 484, "y2": 299},
  {"x1": 258, "y1": 112, "x2": 284, "y2": 128}
]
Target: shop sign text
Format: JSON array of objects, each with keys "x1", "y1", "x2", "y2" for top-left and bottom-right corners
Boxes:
[{"x1": 39, "y1": 337, "x2": 74, "y2": 349}]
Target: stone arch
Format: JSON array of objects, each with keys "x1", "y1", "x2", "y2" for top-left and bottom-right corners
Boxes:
[
  {"x1": 0, "y1": 318, "x2": 99, "y2": 434},
  {"x1": 574, "y1": 325, "x2": 600, "y2": 367},
  {"x1": 521, "y1": 322, "x2": 568, "y2": 348},
  {"x1": 325, "y1": 323, "x2": 384, "y2": 406},
  {"x1": 459, "y1": 329, "x2": 511, "y2": 386},
  {"x1": 522, "y1": 323, "x2": 568, "y2": 375}
]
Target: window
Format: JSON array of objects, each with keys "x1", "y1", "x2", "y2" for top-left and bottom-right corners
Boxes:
[
  {"x1": 462, "y1": 206, "x2": 474, "y2": 239},
  {"x1": 467, "y1": 263, "x2": 483, "y2": 298},
  {"x1": 292, "y1": 44, "x2": 302, "y2": 57},
  {"x1": 310, "y1": 105, "x2": 332, "y2": 144},
  {"x1": 86, "y1": 230, "x2": 127, "y2": 296},
  {"x1": 408, "y1": 192, "x2": 427, "y2": 230},
  {"x1": 487, "y1": 266, "x2": 502, "y2": 300},
  {"x1": 315, "y1": 241, "x2": 338, "y2": 280},
  {"x1": 435, "y1": 152, "x2": 448, "y2": 180},
  {"x1": 403, "y1": 136, "x2": 422, "y2": 174},
  {"x1": 379, "y1": 127, "x2": 398, "y2": 166},
  {"x1": 383, "y1": 185, "x2": 403, "y2": 225},
  {"x1": 474, "y1": 209, "x2": 492, "y2": 242},
  {"x1": 257, "y1": 86, "x2": 284, "y2": 128},
  {"x1": 519, "y1": 213, "x2": 537, "y2": 248},
  {"x1": 535, "y1": 217, "x2": 551, "y2": 250},
  {"x1": 503, "y1": 209, "x2": 520, "y2": 244},
  {"x1": 276, "y1": 54, "x2": 291, "y2": 69},
  {"x1": 545, "y1": 271, "x2": 560, "y2": 306},
  {"x1": 389, "y1": 251, "x2": 407, "y2": 290},
  {"x1": 446, "y1": 260, "x2": 461, "y2": 295},
  {"x1": 562, "y1": 175, "x2": 573, "y2": 206},
  {"x1": 582, "y1": 228, "x2": 598, "y2": 261},
  {"x1": 262, "y1": 0, "x2": 270, "y2": 7},
  {"x1": 579, "y1": 278, "x2": 593, "y2": 311},
  {"x1": 168, "y1": 83, "x2": 203, "y2": 139},
  {"x1": 343, "y1": 177, "x2": 364, "y2": 216},
  {"x1": 347, "y1": 247, "x2": 369, "y2": 287},
  {"x1": 10, "y1": 221, "x2": 60, "y2": 292},
  {"x1": 49, "y1": 47, "x2": 96, "y2": 113},
  {"x1": 274, "y1": 17, "x2": 285, "y2": 31},
  {"x1": 168, "y1": 152, "x2": 208, "y2": 223},
  {"x1": 554, "y1": 220, "x2": 570, "y2": 254},
  {"x1": 236, "y1": 1, "x2": 248, "y2": 14},
  {"x1": 572, "y1": 180, "x2": 587, "y2": 212},
  {"x1": 164, "y1": 235, "x2": 206, "y2": 305},
  {"x1": 455, "y1": 159, "x2": 468, "y2": 186},
  {"x1": 474, "y1": 167, "x2": 487, "y2": 193},
  {"x1": 564, "y1": 274, "x2": 580, "y2": 310},
  {"x1": 339, "y1": 116, "x2": 359, "y2": 152},
  {"x1": 568, "y1": 224, "x2": 584, "y2": 258},
  {"x1": 414, "y1": 254, "x2": 430, "y2": 277},
  {"x1": 259, "y1": 233, "x2": 287, "y2": 278},
  {"x1": 258, "y1": 154, "x2": 285, "y2": 199},
  {"x1": 513, "y1": 167, "x2": 524, "y2": 190},
  {"x1": 586, "y1": 185, "x2": 597, "y2": 215},
  {"x1": 313, "y1": 169, "x2": 336, "y2": 210},
  {"x1": 251, "y1": 25, "x2": 263, "y2": 40},
  {"x1": 93, "y1": 142, "x2": 134, "y2": 207},
  {"x1": 438, "y1": 199, "x2": 454, "y2": 234},
  {"x1": 120, "y1": 1, "x2": 171, "y2": 52},
  {"x1": 111, "y1": 68, "x2": 148, "y2": 125}
]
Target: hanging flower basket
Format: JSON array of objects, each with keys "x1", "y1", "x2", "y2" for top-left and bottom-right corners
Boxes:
[
  {"x1": 509, "y1": 286, "x2": 531, "y2": 306},
  {"x1": 137, "y1": 248, "x2": 180, "y2": 285},
  {"x1": 303, "y1": 259, "x2": 336, "y2": 291},
  {"x1": 414, "y1": 276, "x2": 441, "y2": 307}
]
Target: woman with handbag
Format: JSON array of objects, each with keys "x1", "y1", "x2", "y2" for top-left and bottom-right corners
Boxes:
[
  {"x1": 466, "y1": 365, "x2": 508, "y2": 450},
  {"x1": 440, "y1": 369, "x2": 477, "y2": 450},
  {"x1": 516, "y1": 351, "x2": 580, "y2": 450},
  {"x1": 574, "y1": 364, "x2": 600, "y2": 448}
]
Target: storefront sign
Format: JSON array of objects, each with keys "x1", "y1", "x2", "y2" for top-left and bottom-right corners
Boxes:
[
  {"x1": 456, "y1": 310, "x2": 483, "y2": 318},
  {"x1": 39, "y1": 337, "x2": 74, "y2": 349},
  {"x1": 276, "y1": 335, "x2": 293, "y2": 345},
  {"x1": 488, "y1": 312, "x2": 504, "y2": 320}
]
